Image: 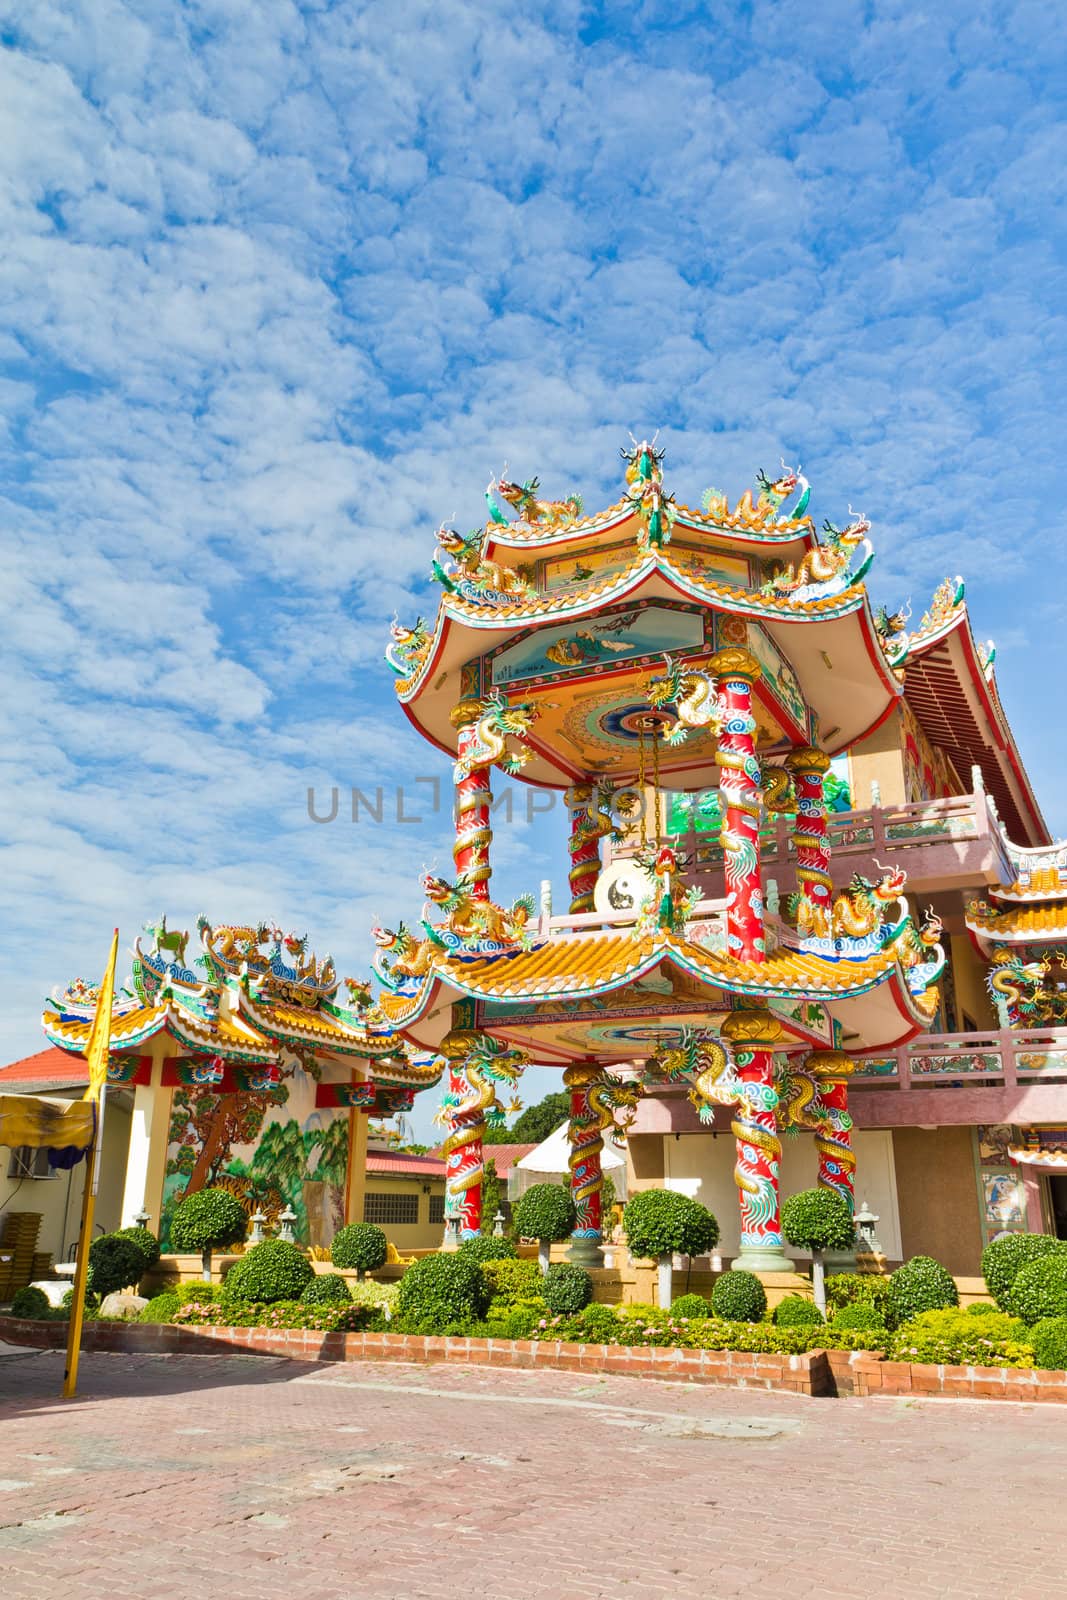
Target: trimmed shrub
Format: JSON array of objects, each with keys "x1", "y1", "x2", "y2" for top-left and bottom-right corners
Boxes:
[
  {"x1": 622, "y1": 1190, "x2": 719, "y2": 1259},
  {"x1": 1006, "y1": 1255, "x2": 1067, "y2": 1325},
  {"x1": 483, "y1": 1303, "x2": 547, "y2": 1339},
  {"x1": 482, "y1": 1257, "x2": 544, "y2": 1307},
  {"x1": 139, "y1": 1291, "x2": 181, "y2": 1324},
  {"x1": 223, "y1": 1240, "x2": 314, "y2": 1305},
  {"x1": 11, "y1": 1285, "x2": 50, "y2": 1319},
  {"x1": 780, "y1": 1189, "x2": 855, "y2": 1254},
  {"x1": 301, "y1": 1273, "x2": 352, "y2": 1306},
  {"x1": 888, "y1": 1308, "x2": 1033, "y2": 1368},
  {"x1": 113, "y1": 1225, "x2": 161, "y2": 1272},
  {"x1": 458, "y1": 1235, "x2": 517, "y2": 1263},
  {"x1": 395, "y1": 1253, "x2": 490, "y2": 1332},
  {"x1": 886, "y1": 1255, "x2": 958, "y2": 1328},
  {"x1": 982, "y1": 1233, "x2": 1067, "y2": 1311},
  {"x1": 826, "y1": 1273, "x2": 890, "y2": 1312},
  {"x1": 512, "y1": 1184, "x2": 575, "y2": 1244},
  {"x1": 88, "y1": 1233, "x2": 148, "y2": 1297},
  {"x1": 670, "y1": 1292, "x2": 713, "y2": 1319},
  {"x1": 174, "y1": 1299, "x2": 379, "y2": 1332},
  {"x1": 330, "y1": 1223, "x2": 388, "y2": 1278},
  {"x1": 174, "y1": 1281, "x2": 228, "y2": 1305},
  {"x1": 169, "y1": 1188, "x2": 247, "y2": 1254},
  {"x1": 1030, "y1": 1316, "x2": 1067, "y2": 1371},
  {"x1": 542, "y1": 1263, "x2": 593, "y2": 1315},
  {"x1": 773, "y1": 1294, "x2": 824, "y2": 1327},
  {"x1": 831, "y1": 1301, "x2": 887, "y2": 1332},
  {"x1": 710, "y1": 1269, "x2": 767, "y2": 1322}
]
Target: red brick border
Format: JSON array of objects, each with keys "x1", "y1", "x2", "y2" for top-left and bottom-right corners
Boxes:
[{"x1": 2, "y1": 1317, "x2": 1064, "y2": 1402}]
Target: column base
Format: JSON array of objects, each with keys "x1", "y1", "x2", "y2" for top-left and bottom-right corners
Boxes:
[
  {"x1": 732, "y1": 1247, "x2": 795, "y2": 1275},
  {"x1": 566, "y1": 1235, "x2": 603, "y2": 1268}
]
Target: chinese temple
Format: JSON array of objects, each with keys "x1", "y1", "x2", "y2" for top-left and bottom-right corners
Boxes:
[{"x1": 18, "y1": 439, "x2": 1067, "y2": 1274}]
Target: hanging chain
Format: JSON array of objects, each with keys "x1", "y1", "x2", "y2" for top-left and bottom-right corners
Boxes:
[
  {"x1": 650, "y1": 718, "x2": 662, "y2": 850},
  {"x1": 637, "y1": 720, "x2": 648, "y2": 847}
]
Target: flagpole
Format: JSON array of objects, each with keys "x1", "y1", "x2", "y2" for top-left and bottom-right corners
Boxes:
[{"x1": 62, "y1": 928, "x2": 118, "y2": 1401}]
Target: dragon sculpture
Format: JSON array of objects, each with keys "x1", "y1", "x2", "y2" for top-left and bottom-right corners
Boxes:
[
  {"x1": 621, "y1": 435, "x2": 675, "y2": 550},
  {"x1": 432, "y1": 522, "x2": 532, "y2": 601},
  {"x1": 385, "y1": 615, "x2": 432, "y2": 679},
  {"x1": 987, "y1": 948, "x2": 1051, "y2": 1027},
  {"x1": 340, "y1": 976, "x2": 386, "y2": 1024},
  {"x1": 895, "y1": 907, "x2": 947, "y2": 995},
  {"x1": 702, "y1": 461, "x2": 811, "y2": 529},
  {"x1": 787, "y1": 864, "x2": 907, "y2": 949},
  {"x1": 763, "y1": 509, "x2": 873, "y2": 601},
  {"x1": 453, "y1": 693, "x2": 541, "y2": 780},
  {"x1": 760, "y1": 762, "x2": 795, "y2": 814},
  {"x1": 493, "y1": 470, "x2": 584, "y2": 527},
  {"x1": 651, "y1": 1027, "x2": 782, "y2": 1226},
  {"x1": 775, "y1": 1061, "x2": 856, "y2": 1212},
  {"x1": 873, "y1": 602, "x2": 911, "y2": 670},
  {"x1": 371, "y1": 922, "x2": 433, "y2": 992},
  {"x1": 435, "y1": 1033, "x2": 529, "y2": 1232},
  {"x1": 919, "y1": 575, "x2": 965, "y2": 634},
  {"x1": 421, "y1": 870, "x2": 537, "y2": 952},
  {"x1": 646, "y1": 654, "x2": 723, "y2": 745},
  {"x1": 565, "y1": 1067, "x2": 642, "y2": 1236},
  {"x1": 142, "y1": 914, "x2": 188, "y2": 967}
]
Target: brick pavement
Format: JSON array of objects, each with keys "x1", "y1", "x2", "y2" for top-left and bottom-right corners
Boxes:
[{"x1": 0, "y1": 1347, "x2": 1064, "y2": 1600}]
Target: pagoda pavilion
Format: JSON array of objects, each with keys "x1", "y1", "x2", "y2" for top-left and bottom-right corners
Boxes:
[{"x1": 375, "y1": 442, "x2": 945, "y2": 1270}]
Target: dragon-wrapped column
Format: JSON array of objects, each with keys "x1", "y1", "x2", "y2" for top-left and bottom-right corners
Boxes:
[
  {"x1": 720, "y1": 1010, "x2": 792, "y2": 1273},
  {"x1": 805, "y1": 1049, "x2": 858, "y2": 1217},
  {"x1": 709, "y1": 647, "x2": 765, "y2": 962},
  {"x1": 785, "y1": 747, "x2": 833, "y2": 936},
  {"x1": 451, "y1": 698, "x2": 491, "y2": 903},
  {"x1": 564, "y1": 1061, "x2": 607, "y2": 1266},
  {"x1": 565, "y1": 785, "x2": 604, "y2": 914},
  {"x1": 439, "y1": 1030, "x2": 486, "y2": 1245}
]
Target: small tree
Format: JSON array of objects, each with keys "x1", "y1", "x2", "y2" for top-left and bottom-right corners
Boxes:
[
  {"x1": 622, "y1": 1190, "x2": 719, "y2": 1309},
  {"x1": 169, "y1": 1187, "x2": 247, "y2": 1281},
  {"x1": 780, "y1": 1188, "x2": 855, "y2": 1314},
  {"x1": 88, "y1": 1234, "x2": 150, "y2": 1299},
  {"x1": 513, "y1": 1183, "x2": 576, "y2": 1273},
  {"x1": 331, "y1": 1222, "x2": 388, "y2": 1281}
]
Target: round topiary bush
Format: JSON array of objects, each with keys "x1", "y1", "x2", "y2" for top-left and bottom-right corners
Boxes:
[
  {"x1": 542, "y1": 1262, "x2": 593, "y2": 1315},
  {"x1": 710, "y1": 1269, "x2": 767, "y2": 1322},
  {"x1": 981, "y1": 1233, "x2": 1067, "y2": 1311},
  {"x1": 88, "y1": 1233, "x2": 149, "y2": 1297},
  {"x1": 139, "y1": 1291, "x2": 181, "y2": 1324},
  {"x1": 458, "y1": 1236, "x2": 518, "y2": 1263},
  {"x1": 622, "y1": 1190, "x2": 719, "y2": 1260},
  {"x1": 169, "y1": 1188, "x2": 247, "y2": 1256},
  {"x1": 831, "y1": 1301, "x2": 887, "y2": 1332},
  {"x1": 11, "y1": 1285, "x2": 51, "y2": 1319},
  {"x1": 670, "y1": 1292, "x2": 712, "y2": 1319},
  {"x1": 395, "y1": 1252, "x2": 490, "y2": 1332},
  {"x1": 773, "y1": 1293, "x2": 824, "y2": 1327},
  {"x1": 301, "y1": 1273, "x2": 352, "y2": 1306},
  {"x1": 780, "y1": 1189, "x2": 855, "y2": 1254},
  {"x1": 113, "y1": 1225, "x2": 161, "y2": 1272},
  {"x1": 222, "y1": 1239, "x2": 314, "y2": 1305},
  {"x1": 1006, "y1": 1255, "x2": 1067, "y2": 1325},
  {"x1": 886, "y1": 1255, "x2": 958, "y2": 1328},
  {"x1": 512, "y1": 1184, "x2": 576, "y2": 1244},
  {"x1": 1030, "y1": 1316, "x2": 1067, "y2": 1370},
  {"x1": 330, "y1": 1222, "x2": 388, "y2": 1279}
]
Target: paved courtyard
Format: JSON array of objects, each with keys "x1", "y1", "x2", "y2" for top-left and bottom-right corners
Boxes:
[{"x1": 0, "y1": 1347, "x2": 1065, "y2": 1600}]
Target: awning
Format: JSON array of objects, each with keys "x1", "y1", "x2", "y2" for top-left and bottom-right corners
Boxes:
[
  {"x1": 1008, "y1": 1146, "x2": 1067, "y2": 1171},
  {"x1": 0, "y1": 1093, "x2": 95, "y2": 1151}
]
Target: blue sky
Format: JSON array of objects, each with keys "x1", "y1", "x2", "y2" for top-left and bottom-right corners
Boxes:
[{"x1": 2, "y1": 1, "x2": 1066, "y2": 1137}]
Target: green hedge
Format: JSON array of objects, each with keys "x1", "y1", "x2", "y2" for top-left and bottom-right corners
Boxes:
[
  {"x1": 622, "y1": 1190, "x2": 719, "y2": 1259},
  {"x1": 886, "y1": 1256, "x2": 958, "y2": 1328},
  {"x1": 1030, "y1": 1316, "x2": 1067, "y2": 1371},
  {"x1": 174, "y1": 1299, "x2": 381, "y2": 1332},
  {"x1": 139, "y1": 1291, "x2": 181, "y2": 1324},
  {"x1": 981, "y1": 1232, "x2": 1067, "y2": 1311},
  {"x1": 888, "y1": 1308, "x2": 1033, "y2": 1367},
  {"x1": 826, "y1": 1273, "x2": 890, "y2": 1311},
  {"x1": 458, "y1": 1236, "x2": 518, "y2": 1263},
  {"x1": 175, "y1": 1280, "x2": 228, "y2": 1305},
  {"x1": 223, "y1": 1240, "x2": 314, "y2": 1305},
  {"x1": 773, "y1": 1294, "x2": 824, "y2": 1327},
  {"x1": 169, "y1": 1188, "x2": 247, "y2": 1253},
  {"x1": 831, "y1": 1301, "x2": 886, "y2": 1332},
  {"x1": 711, "y1": 1270, "x2": 766, "y2": 1322},
  {"x1": 482, "y1": 1257, "x2": 546, "y2": 1307},
  {"x1": 301, "y1": 1273, "x2": 352, "y2": 1306},
  {"x1": 542, "y1": 1263, "x2": 593, "y2": 1315},
  {"x1": 670, "y1": 1292, "x2": 712, "y2": 1319},
  {"x1": 1006, "y1": 1255, "x2": 1067, "y2": 1325},
  {"x1": 395, "y1": 1253, "x2": 489, "y2": 1332}
]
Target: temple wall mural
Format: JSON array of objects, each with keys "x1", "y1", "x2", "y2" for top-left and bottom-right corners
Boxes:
[{"x1": 160, "y1": 1056, "x2": 349, "y2": 1249}]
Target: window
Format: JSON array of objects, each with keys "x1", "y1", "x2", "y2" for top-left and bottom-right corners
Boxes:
[
  {"x1": 7, "y1": 1146, "x2": 56, "y2": 1180},
  {"x1": 428, "y1": 1193, "x2": 445, "y2": 1224},
  {"x1": 363, "y1": 1190, "x2": 418, "y2": 1226}
]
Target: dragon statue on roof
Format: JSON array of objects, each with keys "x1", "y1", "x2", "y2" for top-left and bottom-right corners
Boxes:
[
  {"x1": 786, "y1": 863, "x2": 909, "y2": 957},
  {"x1": 702, "y1": 461, "x2": 811, "y2": 530},
  {"x1": 491, "y1": 468, "x2": 584, "y2": 528},
  {"x1": 421, "y1": 870, "x2": 538, "y2": 954},
  {"x1": 986, "y1": 948, "x2": 1052, "y2": 1027},
  {"x1": 432, "y1": 522, "x2": 533, "y2": 604},
  {"x1": 873, "y1": 601, "x2": 912, "y2": 670},
  {"x1": 622, "y1": 434, "x2": 675, "y2": 551},
  {"x1": 385, "y1": 615, "x2": 433, "y2": 679},
  {"x1": 763, "y1": 509, "x2": 874, "y2": 603},
  {"x1": 371, "y1": 922, "x2": 433, "y2": 993}
]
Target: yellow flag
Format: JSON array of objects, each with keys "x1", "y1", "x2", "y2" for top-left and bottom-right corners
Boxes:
[{"x1": 83, "y1": 928, "x2": 119, "y2": 1103}]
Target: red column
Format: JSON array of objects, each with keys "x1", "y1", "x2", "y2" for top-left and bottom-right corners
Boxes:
[
  {"x1": 786, "y1": 747, "x2": 833, "y2": 937},
  {"x1": 441, "y1": 1056, "x2": 485, "y2": 1243},
  {"x1": 806, "y1": 1050, "x2": 857, "y2": 1215},
  {"x1": 565, "y1": 785, "x2": 603, "y2": 914},
  {"x1": 451, "y1": 699, "x2": 491, "y2": 902},
  {"x1": 709, "y1": 648, "x2": 765, "y2": 962},
  {"x1": 564, "y1": 1061, "x2": 603, "y2": 1240},
  {"x1": 721, "y1": 1010, "x2": 791, "y2": 1272}
]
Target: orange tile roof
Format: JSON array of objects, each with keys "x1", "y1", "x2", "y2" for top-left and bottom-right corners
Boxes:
[{"x1": 967, "y1": 904, "x2": 1067, "y2": 938}]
